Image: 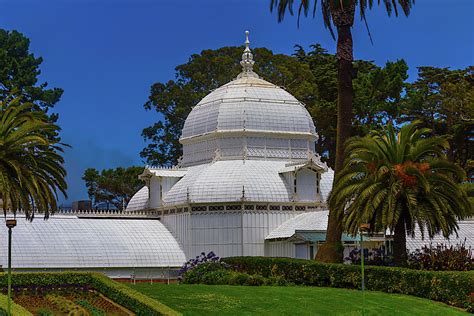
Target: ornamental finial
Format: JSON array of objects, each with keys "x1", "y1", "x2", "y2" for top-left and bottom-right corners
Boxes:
[
  {"x1": 238, "y1": 30, "x2": 258, "y2": 78},
  {"x1": 245, "y1": 30, "x2": 250, "y2": 49}
]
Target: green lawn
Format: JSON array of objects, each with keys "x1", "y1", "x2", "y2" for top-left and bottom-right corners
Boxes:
[{"x1": 129, "y1": 283, "x2": 468, "y2": 315}]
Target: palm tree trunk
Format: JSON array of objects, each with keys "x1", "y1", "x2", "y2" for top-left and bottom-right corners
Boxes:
[
  {"x1": 393, "y1": 219, "x2": 408, "y2": 266},
  {"x1": 315, "y1": 4, "x2": 355, "y2": 263}
]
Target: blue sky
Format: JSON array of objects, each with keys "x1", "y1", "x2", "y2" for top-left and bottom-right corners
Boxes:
[{"x1": 1, "y1": 0, "x2": 473, "y2": 204}]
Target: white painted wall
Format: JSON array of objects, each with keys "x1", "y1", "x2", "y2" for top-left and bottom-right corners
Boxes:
[
  {"x1": 160, "y1": 209, "x2": 360, "y2": 263},
  {"x1": 149, "y1": 177, "x2": 161, "y2": 209},
  {"x1": 264, "y1": 240, "x2": 294, "y2": 257},
  {"x1": 161, "y1": 210, "x2": 302, "y2": 260},
  {"x1": 149, "y1": 176, "x2": 182, "y2": 209},
  {"x1": 162, "y1": 177, "x2": 180, "y2": 198},
  {"x1": 242, "y1": 211, "x2": 298, "y2": 256},
  {"x1": 296, "y1": 169, "x2": 317, "y2": 202},
  {"x1": 191, "y1": 212, "x2": 243, "y2": 258},
  {"x1": 161, "y1": 211, "x2": 191, "y2": 257}
]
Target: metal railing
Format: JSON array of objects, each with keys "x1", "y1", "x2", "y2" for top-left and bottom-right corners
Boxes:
[{"x1": 0, "y1": 208, "x2": 160, "y2": 218}]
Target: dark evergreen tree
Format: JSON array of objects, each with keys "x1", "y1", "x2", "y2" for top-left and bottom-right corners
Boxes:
[{"x1": 82, "y1": 166, "x2": 145, "y2": 210}]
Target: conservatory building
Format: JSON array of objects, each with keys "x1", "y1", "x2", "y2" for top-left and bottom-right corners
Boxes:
[
  {"x1": 127, "y1": 32, "x2": 473, "y2": 261},
  {"x1": 1, "y1": 32, "x2": 471, "y2": 280},
  {"x1": 126, "y1": 32, "x2": 357, "y2": 259}
]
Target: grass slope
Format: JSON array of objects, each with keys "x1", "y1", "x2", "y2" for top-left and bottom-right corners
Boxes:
[{"x1": 130, "y1": 283, "x2": 468, "y2": 315}]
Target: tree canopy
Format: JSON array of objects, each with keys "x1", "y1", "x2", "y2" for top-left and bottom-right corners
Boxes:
[
  {"x1": 0, "y1": 29, "x2": 63, "y2": 110},
  {"x1": 142, "y1": 44, "x2": 408, "y2": 169},
  {"x1": 82, "y1": 166, "x2": 144, "y2": 210},
  {"x1": 401, "y1": 66, "x2": 474, "y2": 178},
  {"x1": 0, "y1": 28, "x2": 64, "y2": 141}
]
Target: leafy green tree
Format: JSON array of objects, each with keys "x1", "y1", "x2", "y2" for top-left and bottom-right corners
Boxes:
[
  {"x1": 142, "y1": 44, "x2": 408, "y2": 169},
  {"x1": 82, "y1": 166, "x2": 144, "y2": 210},
  {"x1": 0, "y1": 29, "x2": 63, "y2": 110},
  {"x1": 294, "y1": 44, "x2": 408, "y2": 166},
  {"x1": 352, "y1": 59, "x2": 408, "y2": 131},
  {"x1": 0, "y1": 29, "x2": 63, "y2": 142},
  {"x1": 329, "y1": 121, "x2": 472, "y2": 265},
  {"x1": 270, "y1": 0, "x2": 414, "y2": 263},
  {"x1": 402, "y1": 66, "x2": 473, "y2": 178},
  {"x1": 0, "y1": 96, "x2": 67, "y2": 219},
  {"x1": 141, "y1": 46, "x2": 315, "y2": 166}
]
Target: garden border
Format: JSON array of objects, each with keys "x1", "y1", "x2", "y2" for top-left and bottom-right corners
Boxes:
[{"x1": 0, "y1": 272, "x2": 181, "y2": 316}]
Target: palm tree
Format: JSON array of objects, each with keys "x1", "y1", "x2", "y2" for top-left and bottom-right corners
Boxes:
[
  {"x1": 0, "y1": 96, "x2": 67, "y2": 219},
  {"x1": 329, "y1": 122, "x2": 472, "y2": 265},
  {"x1": 270, "y1": 0, "x2": 414, "y2": 262}
]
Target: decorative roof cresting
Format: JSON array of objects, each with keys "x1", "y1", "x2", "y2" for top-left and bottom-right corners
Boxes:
[{"x1": 238, "y1": 31, "x2": 258, "y2": 79}]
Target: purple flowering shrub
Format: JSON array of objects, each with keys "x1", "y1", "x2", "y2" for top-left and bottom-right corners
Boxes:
[
  {"x1": 407, "y1": 241, "x2": 472, "y2": 271},
  {"x1": 179, "y1": 251, "x2": 282, "y2": 286},
  {"x1": 179, "y1": 251, "x2": 224, "y2": 275},
  {"x1": 179, "y1": 251, "x2": 232, "y2": 283},
  {"x1": 345, "y1": 240, "x2": 473, "y2": 271},
  {"x1": 345, "y1": 248, "x2": 392, "y2": 266}
]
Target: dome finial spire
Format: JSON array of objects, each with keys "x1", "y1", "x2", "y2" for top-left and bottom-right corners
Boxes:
[
  {"x1": 238, "y1": 30, "x2": 258, "y2": 78},
  {"x1": 244, "y1": 30, "x2": 250, "y2": 49}
]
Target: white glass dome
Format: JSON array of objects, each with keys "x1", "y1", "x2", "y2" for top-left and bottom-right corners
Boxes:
[
  {"x1": 180, "y1": 76, "x2": 316, "y2": 140},
  {"x1": 128, "y1": 31, "x2": 328, "y2": 209},
  {"x1": 126, "y1": 186, "x2": 149, "y2": 211},
  {"x1": 179, "y1": 37, "x2": 317, "y2": 166}
]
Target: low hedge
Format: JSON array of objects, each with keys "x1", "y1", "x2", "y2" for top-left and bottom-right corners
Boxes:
[
  {"x1": 222, "y1": 257, "x2": 474, "y2": 309},
  {"x1": 182, "y1": 263, "x2": 288, "y2": 286},
  {"x1": 0, "y1": 272, "x2": 180, "y2": 316},
  {"x1": 0, "y1": 293, "x2": 32, "y2": 316}
]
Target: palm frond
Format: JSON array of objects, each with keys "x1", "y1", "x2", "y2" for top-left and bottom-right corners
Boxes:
[
  {"x1": 331, "y1": 121, "x2": 472, "y2": 248},
  {"x1": 0, "y1": 96, "x2": 68, "y2": 219}
]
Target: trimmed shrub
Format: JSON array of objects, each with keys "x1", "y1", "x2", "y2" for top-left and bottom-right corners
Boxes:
[
  {"x1": 181, "y1": 261, "x2": 230, "y2": 284},
  {"x1": 88, "y1": 273, "x2": 179, "y2": 315},
  {"x1": 182, "y1": 262, "x2": 285, "y2": 287},
  {"x1": 222, "y1": 256, "x2": 474, "y2": 309},
  {"x1": 0, "y1": 272, "x2": 180, "y2": 316}
]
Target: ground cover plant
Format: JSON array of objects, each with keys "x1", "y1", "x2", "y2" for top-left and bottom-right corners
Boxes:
[{"x1": 129, "y1": 283, "x2": 467, "y2": 315}]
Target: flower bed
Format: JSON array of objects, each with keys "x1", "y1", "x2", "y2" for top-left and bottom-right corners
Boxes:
[
  {"x1": 0, "y1": 272, "x2": 180, "y2": 316},
  {"x1": 13, "y1": 289, "x2": 134, "y2": 315}
]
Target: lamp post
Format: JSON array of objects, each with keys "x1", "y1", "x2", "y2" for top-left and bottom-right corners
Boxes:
[
  {"x1": 359, "y1": 223, "x2": 370, "y2": 316},
  {"x1": 6, "y1": 219, "x2": 17, "y2": 316}
]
